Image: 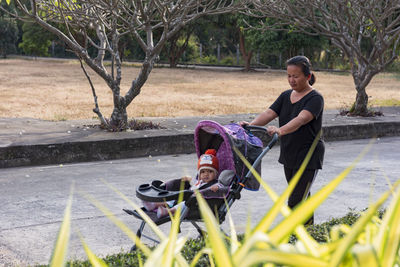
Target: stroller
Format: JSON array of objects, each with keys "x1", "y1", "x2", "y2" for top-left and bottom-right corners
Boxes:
[{"x1": 123, "y1": 120, "x2": 278, "y2": 251}]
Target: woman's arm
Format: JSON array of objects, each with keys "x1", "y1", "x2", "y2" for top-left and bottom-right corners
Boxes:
[
  {"x1": 267, "y1": 110, "x2": 314, "y2": 136},
  {"x1": 249, "y1": 108, "x2": 278, "y2": 126}
]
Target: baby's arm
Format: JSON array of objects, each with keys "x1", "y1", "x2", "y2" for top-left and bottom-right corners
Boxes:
[
  {"x1": 210, "y1": 184, "x2": 219, "y2": 192},
  {"x1": 204, "y1": 182, "x2": 229, "y2": 195}
]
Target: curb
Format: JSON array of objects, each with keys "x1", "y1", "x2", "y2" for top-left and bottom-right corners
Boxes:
[
  {"x1": 1, "y1": 120, "x2": 400, "y2": 168},
  {"x1": 323, "y1": 121, "x2": 400, "y2": 141},
  {"x1": 0, "y1": 134, "x2": 195, "y2": 168}
]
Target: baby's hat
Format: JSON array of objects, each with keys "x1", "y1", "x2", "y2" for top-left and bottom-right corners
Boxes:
[{"x1": 198, "y1": 149, "x2": 219, "y2": 174}]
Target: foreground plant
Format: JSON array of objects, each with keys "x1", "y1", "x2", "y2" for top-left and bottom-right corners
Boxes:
[{"x1": 51, "y1": 141, "x2": 399, "y2": 266}]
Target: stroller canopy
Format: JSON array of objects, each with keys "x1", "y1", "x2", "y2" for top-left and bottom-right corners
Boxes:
[{"x1": 194, "y1": 120, "x2": 263, "y2": 190}]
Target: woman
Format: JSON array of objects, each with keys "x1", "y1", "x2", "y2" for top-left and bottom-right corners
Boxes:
[{"x1": 241, "y1": 55, "x2": 324, "y2": 225}]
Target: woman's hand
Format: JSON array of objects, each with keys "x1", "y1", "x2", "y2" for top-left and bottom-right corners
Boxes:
[
  {"x1": 239, "y1": 121, "x2": 249, "y2": 127},
  {"x1": 267, "y1": 125, "x2": 282, "y2": 136}
]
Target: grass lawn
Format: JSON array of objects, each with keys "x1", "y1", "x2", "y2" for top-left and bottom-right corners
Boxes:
[{"x1": 1, "y1": 58, "x2": 399, "y2": 121}]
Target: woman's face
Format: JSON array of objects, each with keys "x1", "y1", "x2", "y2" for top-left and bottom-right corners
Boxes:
[
  {"x1": 199, "y1": 168, "x2": 217, "y2": 183},
  {"x1": 287, "y1": 65, "x2": 310, "y2": 92}
]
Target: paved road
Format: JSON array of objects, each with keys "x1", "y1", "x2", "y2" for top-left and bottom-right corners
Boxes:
[{"x1": 0, "y1": 137, "x2": 399, "y2": 266}]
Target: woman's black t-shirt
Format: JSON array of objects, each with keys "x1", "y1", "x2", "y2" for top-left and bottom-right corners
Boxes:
[{"x1": 270, "y1": 89, "x2": 325, "y2": 170}]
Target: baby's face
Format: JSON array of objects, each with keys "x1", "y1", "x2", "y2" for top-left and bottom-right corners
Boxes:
[{"x1": 199, "y1": 169, "x2": 217, "y2": 183}]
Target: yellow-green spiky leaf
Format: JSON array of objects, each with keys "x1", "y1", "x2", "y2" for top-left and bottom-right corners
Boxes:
[
  {"x1": 328, "y1": 181, "x2": 399, "y2": 267},
  {"x1": 50, "y1": 186, "x2": 73, "y2": 267},
  {"x1": 80, "y1": 236, "x2": 108, "y2": 267},
  {"x1": 253, "y1": 131, "x2": 320, "y2": 234},
  {"x1": 196, "y1": 191, "x2": 233, "y2": 267},
  {"x1": 101, "y1": 178, "x2": 166, "y2": 240},
  {"x1": 162, "y1": 182, "x2": 187, "y2": 266},
  {"x1": 241, "y1": 249, "x2": 328, "y2": 267},
  {"x1": 80, "y1": 192, "x2": 151, "y2": 256},
  {"x1": 374, "y1": 184, "x2": 400, "y2": 266},
  {"x1": 232, "y1": 144, "x2": 321, "y2": 257},
  {"x1": 268, "y1": 139, "x2": 374, "y2": 245},
  {"x1": 350, "y1": 244, "x2": 379, "y2": 267},
  {"x1": 190, "y1": 248, "x2": 212, "y2": 267}
]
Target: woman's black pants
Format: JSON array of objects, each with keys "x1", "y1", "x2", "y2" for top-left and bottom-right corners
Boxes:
[{"x1": 284, "y1": 167, "x2": 318, "y2": 225}]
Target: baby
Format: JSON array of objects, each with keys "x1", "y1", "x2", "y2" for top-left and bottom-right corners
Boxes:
[{"x1": 142, "y1": 149, "x2": 232, "y2": 218}]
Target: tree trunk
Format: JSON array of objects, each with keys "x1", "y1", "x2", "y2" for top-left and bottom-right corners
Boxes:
[
  {"x1": 352, "y1": 86, "x2": 369, "y2": 115},
  {"x1": 169, "y1": 53, "x2": 178, "y2": 68},
  {"x1": 168, "y1": 29, "x2": 192, "y2": 68},
  {"x1": 350, "y1": 61, "x2": 374, "y2": 116},
  {"x1": 243, "y1": 51, "x2": 253, "y2": 72},
  {"x1": 109, "y1": 103, "x2": 128, "y2": 129},
  {"x1": 239, "y1": 29, "x2": 253, "y2": 72}
]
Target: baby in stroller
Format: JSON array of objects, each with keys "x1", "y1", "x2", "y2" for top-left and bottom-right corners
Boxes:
[
  {"x1": 142, "y1": 149, "x2": 234, "y2": 218},
  {"x1": 124, "y1": 120, "x2": 278, "y2": 251}
]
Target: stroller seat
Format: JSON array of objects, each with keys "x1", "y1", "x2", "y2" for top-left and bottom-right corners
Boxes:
[{"x1": 123, "y1": 120, "x2": 278, "y2": 251}]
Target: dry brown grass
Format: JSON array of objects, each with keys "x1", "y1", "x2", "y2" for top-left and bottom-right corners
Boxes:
[{"x1": 1, "y1": 58, "x2": 399, "y2": 120}]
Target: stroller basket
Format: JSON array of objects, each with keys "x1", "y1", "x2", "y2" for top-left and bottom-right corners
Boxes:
[{"x1": 124, "y1": 120, "x2": 278, "y2": 251}]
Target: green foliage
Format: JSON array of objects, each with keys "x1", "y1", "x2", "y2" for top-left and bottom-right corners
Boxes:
[
  {"x1": 18, "y1": 22, "x2": 53, "y2": 57},
  {"x1": 0, "y1": 0, "x2": 11, "y2": 5},
  {"x1": 37, "y1": 210, "x2": 384, "y2": 267},
  {"x1": 160, "y1": 33, "x2": 199, "y2": 65},
  {"x1": 180, "y1": 237, "x2": 209, "y2": 266},
  {"x1": 220, "y1": 56, "x2": 236, "y2": 65},
  {"x1": 118, "y1": 34, "x2": 145, "y2": 61},
  {"x1": 250, "y1": 19, "x2": 329, "y2": 68},
  {"x1": 0, "y1": 18, "x2": 18, "y2": 58},
  {"x1": 197, "y1": 55, "x2": 219, "y2": 64},
  {"x1": 386, "y1": 58, "x2": 400, "y2": 72},
  {"x1": 180, "y1": 36, "x2": 199, "y2": 62},
  {"x1": 298, "y1": 210, "x2": 361, "y2": 243}
]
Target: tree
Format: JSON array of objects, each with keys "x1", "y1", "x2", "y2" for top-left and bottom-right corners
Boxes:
[
  {"x1": 248, "y1": 0, "x2": 400, "y2": 115},
  {"x1": 247, "y1": 19, "x2": 329, "y2": 68},
  {"x1": 0, "y1": 0, "x2": 19, "y2": 58},
  {"x1": 164, "y1": 25, "x2": 195, "y2": 67},
  {"x1": 18, "y1": 22, "x2": 53, "y2": 57},
  {"x1": 0, "y1": 18, "x2": 18, "y2": 58},
  {"x1": 1, "y1": 0, "x2": 241, "y2": 129}
]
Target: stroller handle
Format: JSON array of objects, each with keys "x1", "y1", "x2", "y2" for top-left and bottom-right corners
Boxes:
[
  {"x1": 242, "y1": 125, "x2": 279, "y2": 148},
  {"x1": 242, "y1": 124, "x2": 268, "y2": 132},
  {"x1": 267, "y1": 132, "x2": 279, "y2": 148}
]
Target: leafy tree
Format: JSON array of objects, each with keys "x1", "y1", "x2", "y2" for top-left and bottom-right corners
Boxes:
[
  {"x1": 0, "y1": 0, "x2": 19, "y2": 58},
  {"x1": 248, "y1": 0, "x2": 400, "y2": 116},
  {"x1": 18, "y1": 22, "x2": 53, "y2": 57},
  {"x1": 199, "y1": 14, "x2": 328, "y2": 71},
  {"x1": 0, "y1": 0, "x2": 242, "y2": 130},
  {"x1": 247, "y1": 19, "x2": 329, "y2": 68},
  {"x1": 189, "y1": 15, "x2": 238, "y2": 64},
  {"x1": 0, "y1": 18, "x2": 18, "y2": 58},
  {"x1": 162, "y1": 25, "x2": 196, "y2": 67}
]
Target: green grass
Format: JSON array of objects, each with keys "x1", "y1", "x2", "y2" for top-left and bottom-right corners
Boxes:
[{"x1": 370, "y1": 99, "x2": 400, "y2": 107}]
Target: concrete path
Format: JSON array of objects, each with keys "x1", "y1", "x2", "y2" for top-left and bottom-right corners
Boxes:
[
  {"x1": 1, "y1": 107, "x2": 400, "y2": 168},
  {"x1": 0, "y1": 137, "x2": 399, "y2": 266}
]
